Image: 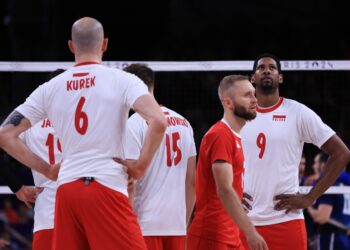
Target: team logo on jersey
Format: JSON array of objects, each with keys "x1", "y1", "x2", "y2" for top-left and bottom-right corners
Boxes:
[{"x1": 272, "y1": 114, "x2": 286, "y2": 122}]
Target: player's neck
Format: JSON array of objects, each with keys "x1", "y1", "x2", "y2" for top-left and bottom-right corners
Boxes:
[
  {"x1": 74, "y1": 54, "x2": 102, "y2": 65},
  {"x1": 256, "y1": 90, "x2": 280, "y2": 108},
  {"x1": 223, "y1": 113, "x2": 245, "y2": 134}
]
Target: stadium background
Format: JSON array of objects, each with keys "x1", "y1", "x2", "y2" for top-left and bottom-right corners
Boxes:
[{"x1": 0, "y1": 0, "x2": 349, "y2": 249}]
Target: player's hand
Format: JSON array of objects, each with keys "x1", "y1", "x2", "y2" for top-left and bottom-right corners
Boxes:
[
  {"x1": 113, "y1": 158, "x2": 145, "y2": 179},
  {"x1": 274, "y1": 193, "x2": 313, "y2": 213},
  {"x1": 242, "y1": 192, "x2": 253, "y2": 213},
  {"x1": 246, "y1": 230, "x2": 269, "y2": 250},
  {"x1": 46, "y1": 162, "x2": 61, "y2": 181},
  {"x1": 15, "y1": 185, "x2": 44, "y2": 208}
]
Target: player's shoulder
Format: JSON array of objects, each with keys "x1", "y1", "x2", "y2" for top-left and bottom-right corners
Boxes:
[
  {"x1": 162, "y1": 106, "x2": 194, "y2": 128},
  {"x1": 205, "y1": 121, "x2": 232, "y2": 141},
  {"x1": 162, "y1": 106, "x2": 185, "y2": 120},
  {"x1": 283, "y1": 97, "x2": 311, "y2": 111}
]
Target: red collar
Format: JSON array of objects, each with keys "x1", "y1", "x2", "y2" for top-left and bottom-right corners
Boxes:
[
  {"x1": 74, "y1": 61, "x2": 100, "y2": 67},
  {"x1": 256, "y1": 97, "x2": 284, "y2": 113}
]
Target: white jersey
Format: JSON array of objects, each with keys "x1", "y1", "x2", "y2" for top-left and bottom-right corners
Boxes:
[
  {"x1": 16, "y1": 63, "x2": 148, "y2": 196},
  {"x1": 241, "y1": 97, "x2": 335, "y2": 226},
  {"x1": 21, "y1": 119, "x2": 61, "y2": 232},
  {"x1": 125, "y1": 106, "x2": 196, "y2": 236}
]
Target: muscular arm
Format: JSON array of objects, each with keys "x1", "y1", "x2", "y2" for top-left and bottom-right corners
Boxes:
[
  {"x1": 307, "y1": 204, "x2": 333, "y2": 224},
  {"x1": 0, "y1": 111, "x2": 53, "y2": 179},
  {"x1": 308, "y1": 135, "x2": 350, "y2": 201},
  {"x1": 212, "y1": 160, "x2": 257, "y2": 237},
  {"x1": 186, "y1": 156, "x2": 196, "y2": 225},
  {"x1": 129, "y1": 95, "x2": 167, "y2": 179},
  {"x1": 275, "y1": 135, "x2": 350, "y2": 212}
]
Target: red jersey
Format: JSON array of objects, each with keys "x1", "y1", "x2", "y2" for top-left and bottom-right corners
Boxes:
[{"x1": 188, "y1": 120, "x2": 244, "y2": 246}]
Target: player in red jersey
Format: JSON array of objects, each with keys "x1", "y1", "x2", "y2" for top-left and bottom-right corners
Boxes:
[{"x1": 187, "y1": 75, "x2": 268, "y2": 250}]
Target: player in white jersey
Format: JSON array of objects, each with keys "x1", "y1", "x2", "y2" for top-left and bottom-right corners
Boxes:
[
  {"x1": 19, "y1": 69, "x2": 65, "y2": 250},
  {"x1": 122, "y1": 64, "x2": 197, "y2": 250},
  {"x1": 0, "y1": 17, "x2": 167, "y2": 250},
  {"x1": 20, "y1": 118, "x2": 61, "y2": 250},
  {"x1": 240, "y1": 53, "x2": 350, "y2": 250}
]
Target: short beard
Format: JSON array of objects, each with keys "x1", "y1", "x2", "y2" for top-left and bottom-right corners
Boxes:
[
  {"x1": 257, "y1": 80, "x2": 278, "y2": 94},
  {"x1": 234, "y1": 105, "x2": 257, "y2": 120}
]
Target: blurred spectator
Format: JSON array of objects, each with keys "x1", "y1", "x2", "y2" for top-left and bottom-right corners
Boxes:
[
  {"x1": 3, "y1": 200, "x2": 18, "y2": 225},
  {"x1": 307, "y1": 152, "x2": 350, "y2": 250},
  {"x1": 299, "y1": 154, "x2": 307, "y2": 185}
]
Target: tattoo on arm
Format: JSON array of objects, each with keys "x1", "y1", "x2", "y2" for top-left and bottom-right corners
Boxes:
[{"x1": 1, "y1": 111, "x2": 25, "y2": 127}]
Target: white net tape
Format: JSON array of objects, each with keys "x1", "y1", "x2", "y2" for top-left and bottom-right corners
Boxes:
[
  {"x1": 0, "y1": 60, "x2": 350, "y2": 72},
  {"x1": 1, "y1": 186, "x2": 350, "y2": 194}
]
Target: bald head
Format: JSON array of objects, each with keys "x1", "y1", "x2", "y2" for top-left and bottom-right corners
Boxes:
[
  {"x1": 218, "y1": 75, "x2": 249, "y2": 101},
  {"x1": 71, "y1": 17, "x2": 104, "y2": 53}
]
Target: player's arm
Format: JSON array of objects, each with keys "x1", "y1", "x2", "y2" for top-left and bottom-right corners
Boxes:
[
  {"x1": 127, "y1": 177, "x2": 136, "y2": 207},
  {"x1": 0, "y1": 111, "x2": 58, "y2": 180},
  {"x1": 186, "y1": 156, "x2": 196, "y2": 226},
  {"x1": 275, "y1": 135, "x2": 350, "y2": 212},
  {"x1": 212, "y1": 160, "x2": 268, "y2": 250},
  {"x1": 308, "y1": 135, "x2": 350, "y2": 200},
  {"x1": 307, "y1": 204, "x2": 332, "y2": 224},
  {"x1": 117, "y1": 95, "x2": 167, "y2": 179}
]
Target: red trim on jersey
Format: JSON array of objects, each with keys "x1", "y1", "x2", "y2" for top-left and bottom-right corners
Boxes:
[
  {"x1": 163, "y1": 111, "x2": 170, "y2": 115},
  {"x1": 73, "y1": 72, "x2": 89, "y2": 77},
  {"x1": 257, "y1": 97, "x2": 284, "y2": 113},
  {"x1": 74, "y1": 62, "x2": 100, "y2": 67}
]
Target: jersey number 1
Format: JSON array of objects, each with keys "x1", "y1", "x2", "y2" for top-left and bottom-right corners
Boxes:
[
  {"x1": 256, "y1": 133, "x2": 266, "y2": 159},
  {"x1": 165, "y1": 132, "x2": 182, "y2": 167},
  {"x1": 46, "y1": 133, "x2": 62, "y2": 165}
]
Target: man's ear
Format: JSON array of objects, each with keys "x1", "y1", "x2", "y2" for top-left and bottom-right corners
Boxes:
[
  {"x1": 250, "y1": 74, "x2": 255, "y2": 84},
  {"x1": 102, "y1": 38, "x2": 108, "y2": 52},
  {"x1": 68, "y1": 40, "x2": 75, "y2": 54},
  {"x1": 222, "y1": 96, "x2": 234, "y2": 109},
  {"x1": 279, "y1": 74, "x2": 283, "y2": 84}
]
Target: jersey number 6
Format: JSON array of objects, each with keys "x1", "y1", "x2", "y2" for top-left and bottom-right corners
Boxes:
[{"x1": 75, "y1": 97, "x2": 88, "y2": 135}]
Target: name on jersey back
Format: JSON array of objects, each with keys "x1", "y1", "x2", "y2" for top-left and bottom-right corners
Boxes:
[{"x1": 67, "y1": 73, "x2": 96, "y2": 91}]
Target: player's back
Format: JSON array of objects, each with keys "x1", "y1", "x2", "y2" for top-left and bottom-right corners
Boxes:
[
  {"x1": 18, "y1": 63, "x2": 148, "y2": 194},
  {"x1": 127, "y1": 106, "x2": 196, "y2": 236}
]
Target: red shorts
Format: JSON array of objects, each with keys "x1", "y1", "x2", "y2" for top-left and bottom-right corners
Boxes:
[
  {"x1": 144, "y1": 236, "x2": 186, "y2": 250},
  {"x1": 240, "y1": 219, "x2": 306, "y2": 250},
  {"x1": 33, "y1": 229, "x2": 53, "y2": 250},
  {"x1": 52, "y1": 179, "x2": 146, "y2": 250},
  {"x1": 187, "y1": 234, "x2": 244, "y2": 250}
]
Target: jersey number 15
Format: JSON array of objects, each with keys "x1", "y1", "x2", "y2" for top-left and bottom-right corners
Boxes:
[{"x1": 166, "y1": 132, "x2": 182, "y2": 167}]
